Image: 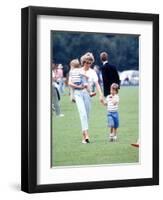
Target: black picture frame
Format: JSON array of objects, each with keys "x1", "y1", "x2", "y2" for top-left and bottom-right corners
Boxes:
[{"x1": 21, "y1": 6, "x2": 159, "y2": 193}]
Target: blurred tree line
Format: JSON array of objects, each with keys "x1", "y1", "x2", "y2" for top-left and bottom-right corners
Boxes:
[{"x1": 52, "y1": 31, "x2": 139, "y2": 72}]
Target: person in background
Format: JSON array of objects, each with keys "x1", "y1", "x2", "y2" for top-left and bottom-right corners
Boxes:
[
  {"x1": 55, "y1": 64, "x2": 64, "y2": 95},
  {"x1": 100, "y1": 52, "x2": 120, "y2": 97},
  {"x1": 62, "y1": 64, "x2": 70, "y2": 95},
  {"x1": 52, "y1": 64, "x2": 64, "y2": 117}
]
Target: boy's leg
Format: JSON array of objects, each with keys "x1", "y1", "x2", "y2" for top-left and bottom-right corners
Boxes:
[
  {"x1": 113, "y1": 128, "x2": 117, "y2": 141},
  {"x1": 109, "y1": 127, "x2": 114, "y2": 141},
  {"x1": 112, "y1": 112, "x2": 119, "y2": 141},
  {"x1": 113, "y1": 128, "x2": 117, "y2": 136},
  {"x1": 108, "y1": 113, "x2": 115, "y2": 141}
]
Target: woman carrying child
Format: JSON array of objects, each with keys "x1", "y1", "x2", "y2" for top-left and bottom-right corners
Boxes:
[{"x1": 68, "y1": 52, "x2": 104, "y2": 144}]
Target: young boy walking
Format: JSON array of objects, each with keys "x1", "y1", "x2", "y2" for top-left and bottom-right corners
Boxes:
[{"x1": 102, "y1": 83, "x2": 120, "y2": 141}]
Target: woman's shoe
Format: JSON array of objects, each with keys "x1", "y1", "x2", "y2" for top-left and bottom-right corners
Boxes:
[
  {"x1": 82, "y1": 140, "x2": 87, "y2": 144},
  {"x1": 85, "y1": 138, "x2": 90, "y2": 143}
]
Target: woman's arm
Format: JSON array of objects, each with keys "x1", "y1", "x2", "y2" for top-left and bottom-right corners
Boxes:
[
  {"x1": 102, "y1": 99, "x2": 107, "y2": 106},
  {"x1": 68, "y1": 77, "x2": 85, "y2": 89},
  {"x1": 95, "y1": 81, "x2": 104, "y2": 103}
]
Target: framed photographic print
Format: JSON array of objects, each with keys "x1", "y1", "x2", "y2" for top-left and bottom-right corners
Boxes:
[{"x1": 21, "y1": 6, "x2": 159, "y2": 193}]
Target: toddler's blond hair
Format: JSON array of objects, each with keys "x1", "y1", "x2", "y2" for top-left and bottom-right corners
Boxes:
[{"x1": 70, "y1": 59, "x2": 80, "y2": 69}]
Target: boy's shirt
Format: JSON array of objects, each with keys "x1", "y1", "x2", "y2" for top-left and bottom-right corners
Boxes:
[
  {"x1": 106, "y1": 94, "x2": 119, "y2": 112},
  {"x1": 69, "y1": 68, "x2": 82, "y2": 83}
]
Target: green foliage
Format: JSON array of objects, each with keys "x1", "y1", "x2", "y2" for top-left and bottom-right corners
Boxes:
[
  {"x1": 52, "y1": 86, "x2": 139, "y2": 167},
  {"x1": 52, "y1": 31, "x2": 139, "y2": 71}
]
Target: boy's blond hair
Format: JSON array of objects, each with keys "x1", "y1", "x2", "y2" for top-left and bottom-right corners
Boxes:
[
  {"x1": 70, "y1": 59, "x2": 80, "y2": 69},
  {"x1": 111, "y1": 83, "x2": 119, "y2": 93}
]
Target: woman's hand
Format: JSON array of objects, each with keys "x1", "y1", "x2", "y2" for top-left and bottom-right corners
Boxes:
[
  {"x1": 77, "y1": 84, "x2": 85, "y2": 89},
  {"x1": 99, "y1": 95, "x2": 104, "y2": 104},
  {"x1": 68, "y1": 78, "x2": 85, "y2": 89},
  {"x1": 95, "y1": 81, "x2": 104, "y2": 104}
]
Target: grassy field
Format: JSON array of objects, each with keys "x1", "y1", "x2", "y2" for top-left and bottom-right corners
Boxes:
[{"x1": 52, "y1": 86, "x2": 139, "y2": 167}]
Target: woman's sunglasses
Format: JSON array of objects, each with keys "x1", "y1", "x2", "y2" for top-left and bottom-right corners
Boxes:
[{"x1": 86, "y1": 61, "x2": 92, "y2": 65}]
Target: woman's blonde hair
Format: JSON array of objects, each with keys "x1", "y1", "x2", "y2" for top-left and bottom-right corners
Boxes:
[
  {"x1": 70, "y1": 59, "x2": 80, "y2": 69},
  {"x1": 80, "y1": 52, "x2": 95, "y2": 66}
]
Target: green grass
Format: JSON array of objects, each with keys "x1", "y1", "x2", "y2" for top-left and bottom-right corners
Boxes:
[{"x1": 52, "y1": 86, "x2": 139, "y2": 167}]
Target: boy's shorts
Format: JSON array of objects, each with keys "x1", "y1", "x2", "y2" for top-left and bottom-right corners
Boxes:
[{"x1": 107, "y1": 111, "x2": 119, "y2": 128}]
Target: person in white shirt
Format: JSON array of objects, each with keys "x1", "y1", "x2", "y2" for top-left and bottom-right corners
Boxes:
[
  {"x1": 52, "y1": 64, "x2": 64, "y2": 117},
  {"x1": 102, "y1": 83, "x2": 120, "y2": 141},
  {"x1": 69, "y1": 52, "x2": 104, "y2": 144}
]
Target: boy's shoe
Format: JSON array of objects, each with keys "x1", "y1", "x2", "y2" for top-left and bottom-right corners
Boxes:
[
  {"x1": 82, "y1": 140, "x2": 87, "y2": 144},
  {"x1": 113, "y1": 135, "x2": 117, "y2": 141},
  {"x1": 90, "y1": 92, "x2": 96, "y2": 97},
  {"x1": 109, "y1": 133, "x2": 114, "y2": 142}
]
